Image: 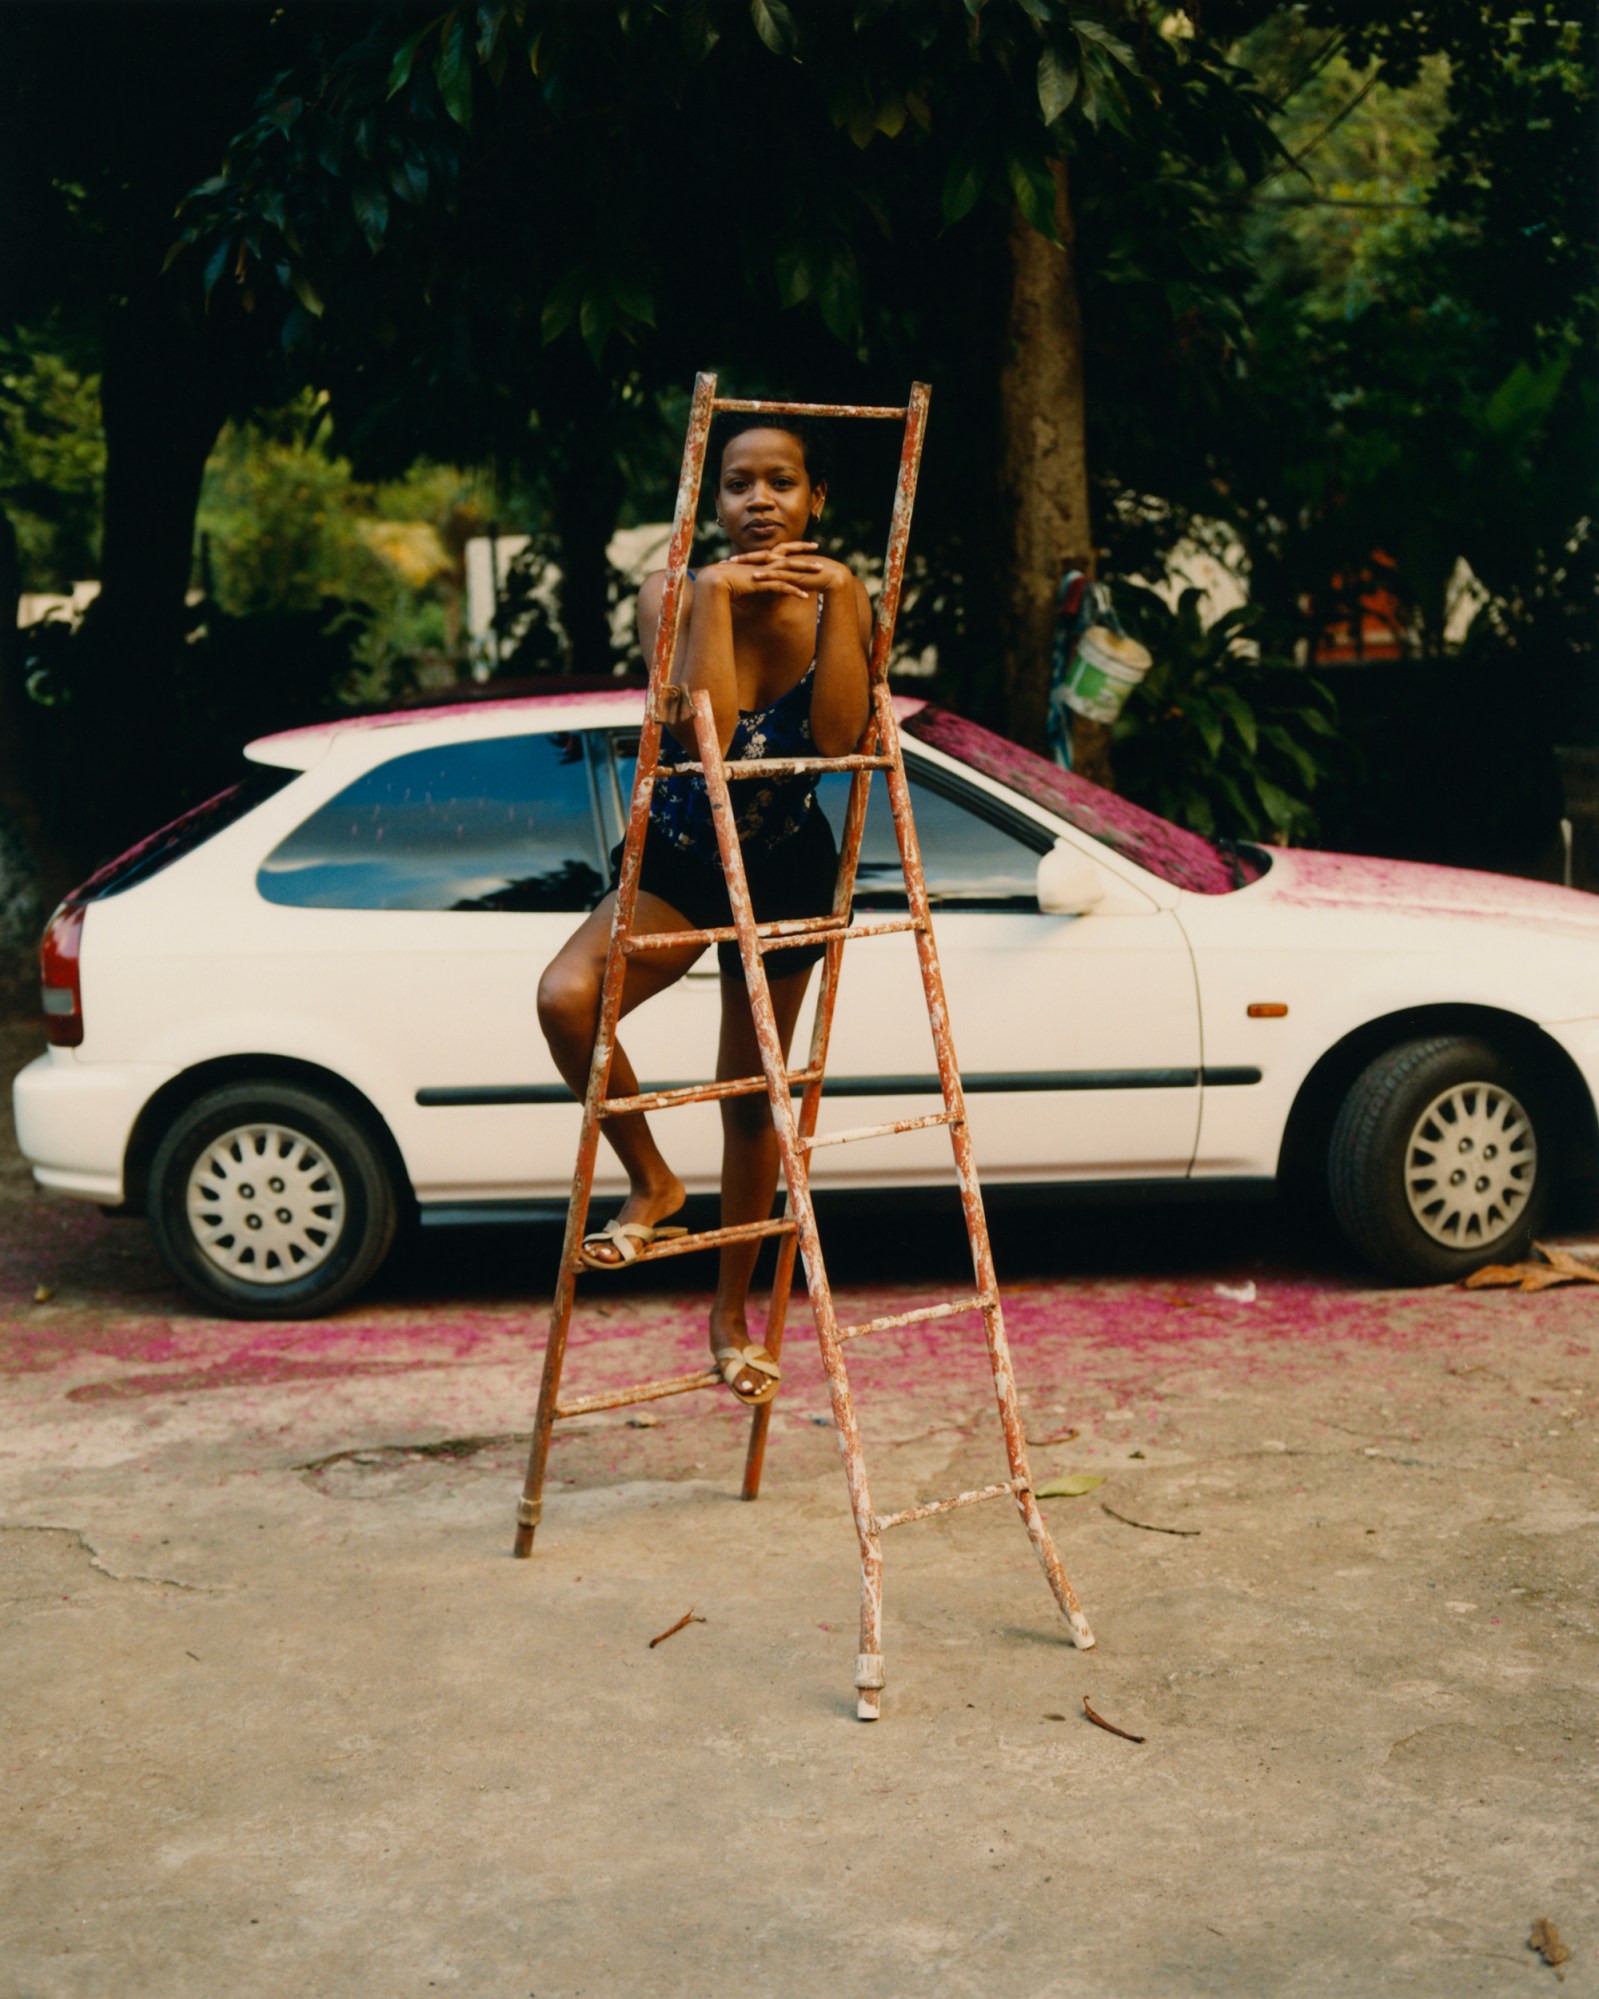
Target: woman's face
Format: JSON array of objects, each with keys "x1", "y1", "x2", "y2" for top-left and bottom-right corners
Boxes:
[{"x1": 716, "y1": 428, "x2": 825, "y2": 554}]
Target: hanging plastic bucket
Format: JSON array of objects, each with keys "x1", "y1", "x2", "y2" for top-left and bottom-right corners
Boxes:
[{"x1": 1060, "y1": 625, "x2": 1153, "y2": 726}]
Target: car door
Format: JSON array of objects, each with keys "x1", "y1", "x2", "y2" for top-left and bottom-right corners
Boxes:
[
  {"x1": 800, "y1": 752, "x2": 1204, "y2": 1185},
  {"x1": 253, "y1": 725, "x2": 614, "y2": 1206}
]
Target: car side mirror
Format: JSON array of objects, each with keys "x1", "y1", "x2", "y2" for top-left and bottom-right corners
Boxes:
[{"x1": 1036, "y1": 839, "x2": 1105, "y2": 916}]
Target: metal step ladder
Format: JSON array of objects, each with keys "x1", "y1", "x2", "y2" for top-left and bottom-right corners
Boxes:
[{"x1": 513, "y1": 374, "x2": 1095, "y2": 1717}]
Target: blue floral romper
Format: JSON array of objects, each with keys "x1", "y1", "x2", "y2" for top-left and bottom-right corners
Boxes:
[{"x1": 608, "y1": 662, "x2": 840, "y2": 980}]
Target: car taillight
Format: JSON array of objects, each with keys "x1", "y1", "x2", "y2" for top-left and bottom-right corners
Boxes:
[{"x1": 40, "y1": 902, "x2": 85, "y2": 1048}]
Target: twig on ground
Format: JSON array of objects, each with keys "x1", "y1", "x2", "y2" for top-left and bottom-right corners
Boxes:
[
  {"x1": 1101, "y1": 1503, "x2": 1200, "y2": 1537},
  {"x1": 1026, "y1": 1425, "x2": 1080, "y2": 1447},
  {"x1": 1083, "y1": 1695, "x2": 1145, "y2": 1743},
  {"x1": 647, "y1": 1609, "x2": 705, "y2": 1650}
]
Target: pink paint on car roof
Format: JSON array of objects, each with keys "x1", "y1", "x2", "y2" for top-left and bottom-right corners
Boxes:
[
  {"x1": 902, "y1": 705, "x2": 1256, "y2": 894},
  {"x1": 246, "y1": 686, "x2": 645, "y2": 762},
  {"x1": 248, "y1": 686, "x2": 929, "y2": 767}
]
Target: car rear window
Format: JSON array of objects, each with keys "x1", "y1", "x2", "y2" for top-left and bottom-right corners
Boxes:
[
  {"x1": 256, "y1": 730, "x2": 606, "y2": 911},
  {"x1": 69, "y1": 766, "x2": 293, "y2": 904},
  {"x1": 901, "y1": 706, "x2": 1265, "y2": 895}
]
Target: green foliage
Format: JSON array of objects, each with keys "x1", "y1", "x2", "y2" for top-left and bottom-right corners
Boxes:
[
  {"x1": 1195, "y1": 7, "x2": 1598, "y2": 705},
  {"x1": 1110, "y1": 584, "x2": 1340, "y2": 845},
  {"x1": 159, "y1": 0, "x2": 1287, "y2": 693},
  {"x1": 196, "y1": 398, "x2": 490, "y2": 692},
  {"x1": 0, "y1": 335, "x2": 104, "y2": 589}
]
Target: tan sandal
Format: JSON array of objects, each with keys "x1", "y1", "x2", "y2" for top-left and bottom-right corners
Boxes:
[
  {"x1": 715, "y1": 1343, "x2": 781, "y2": 1407},
  {"x1": 579, "y1": 1217, "x2": 688, "y2": 1271}
]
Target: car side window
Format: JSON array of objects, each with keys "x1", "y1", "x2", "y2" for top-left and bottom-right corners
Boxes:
[
  {"x1": 605, "y1": 734, "x2": 1044, "y2": 910},
  {"x1": 816, "y1": 763, "x2": 1047, "y2": 910},
  {"x1": 256, "y1": 731, "x2": 606, "y2": 912}
]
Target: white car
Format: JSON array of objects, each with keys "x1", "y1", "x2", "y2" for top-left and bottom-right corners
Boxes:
[{"x1": 14, "y1": 688, "x2": 1599, "y2": 1316}]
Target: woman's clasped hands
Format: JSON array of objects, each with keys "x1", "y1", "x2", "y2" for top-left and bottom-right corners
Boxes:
[{"x1": 697, "y1": 540, "x2": 854, "y2": 603}]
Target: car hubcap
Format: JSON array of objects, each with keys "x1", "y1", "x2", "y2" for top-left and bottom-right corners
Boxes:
[
  {"x1": 186, "y1": 1123, "x2": 345, "y2": 1285},
  {"x1": 1404, "y1": 1081, "x2": 1536, "y2": 1248}
]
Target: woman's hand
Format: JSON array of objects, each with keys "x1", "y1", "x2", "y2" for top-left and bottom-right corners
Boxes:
[{"x1": 697, "y1": 542, "x2": 854, "y2": 602}]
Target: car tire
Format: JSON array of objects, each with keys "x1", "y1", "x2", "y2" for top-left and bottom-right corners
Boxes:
[
  {"x1": 149, "y1": 1081, "x2": 399, "y2": 1319},
  {"x1": 1328, "y1": 1035, "x2": 1550, "y2": 1284}
]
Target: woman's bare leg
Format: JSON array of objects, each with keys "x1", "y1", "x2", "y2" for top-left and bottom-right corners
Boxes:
[
  {"x1": 708, "y1": 964, "x2": 814, "y2": 1388},
  {"x1": 537, "y1": 888, "x2": 706, "y2": 1261}
]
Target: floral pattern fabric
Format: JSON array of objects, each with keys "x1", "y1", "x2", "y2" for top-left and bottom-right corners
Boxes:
[{"x1": 651, "y1": 664, "x2": 819, "y2": 863}]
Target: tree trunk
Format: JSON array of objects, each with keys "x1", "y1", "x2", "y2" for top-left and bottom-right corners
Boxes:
[
  {"x1": 544, "y1": 360, "x2": 624, "y2": 680},
  {"x1": 75, "y1": 275, "x2": 230, "y2": 842},
  {"x1": 994, "y1": 158, "x2": 1096, "y2": 760},
  {"x1": 95, "y1": 276, "x2": 228, "y2": 671}
]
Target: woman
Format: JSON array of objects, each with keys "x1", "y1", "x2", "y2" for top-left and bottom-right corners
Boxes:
[{"x1": 536, "y1": 418, "x2": 873, "y2": 1407}]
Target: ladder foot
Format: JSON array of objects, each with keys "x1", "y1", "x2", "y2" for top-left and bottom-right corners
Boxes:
[
  {"x1": 854, "y1": 1651, "x2": 884, "y2": 1719},
  {"x1": 1067, "y1": 1609, "x2": 1097, "y2": 1650},
  {"x1": 513, "y1": 1496, "x2": 542, "y2": 1559}
]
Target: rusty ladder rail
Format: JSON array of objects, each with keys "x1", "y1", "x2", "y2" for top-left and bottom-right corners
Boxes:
[{"x1": 512, "y1": 373, "x2": 1094, "y2": 1718}]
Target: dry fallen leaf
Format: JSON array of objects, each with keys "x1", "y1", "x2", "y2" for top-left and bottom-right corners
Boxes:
[
  {"x1": 32, "y1": 1284, "x2": 54, "y2": 1304},
  {"x1": 1529, "y1": 1916, "x2": 1570, "y2": 1978},
  {"x1": 1036, "y1": 1473, "x2": 1106, "y2": 1499},
  {"x1": 1462, "y1": 1245, "x2": 1599, "y2": 1294},
  {"x1": 1536, "y1": 1244, "x2": 1599, "y2": 1284}
]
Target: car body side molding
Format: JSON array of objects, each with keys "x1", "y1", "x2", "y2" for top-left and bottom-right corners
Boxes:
[{"x1": 414, "y1": 1067, "x2": 1262, "y2": 1108}]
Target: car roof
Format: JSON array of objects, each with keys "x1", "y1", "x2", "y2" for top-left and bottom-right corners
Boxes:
[{"x1": 246, "y1": 686, "x2": 929, "y2": 770}]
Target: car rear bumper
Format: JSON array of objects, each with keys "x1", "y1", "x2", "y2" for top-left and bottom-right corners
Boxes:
[{"x1": 11, "y1": 1051, "x2": 175, "y2": 1204}]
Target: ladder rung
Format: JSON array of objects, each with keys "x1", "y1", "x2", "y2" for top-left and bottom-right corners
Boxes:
[
  {"x1": 875, "y1": 1480, "x2": 1024, "y2": 1533},
  {"x1": 625, "y1": 915, "x2": 921, "y2": 954},
  {"x1": 766, "y1": 917, "x2": 920, "y2": 951},
  {"x1": 654, "y1": 755, "x2": 894, "y2": 779},
  {"x1": 836, "y1": 1293, "x2": 996, "y2": 1343},
  {"x1": 804, "y1": 1111, "x2": 960, "y2": 1151},
  {"x1": 555, "y1": 1365, "x2": 721, "y2": 1420},
  {"x1": 576, "y1": 1216, "x2": 794, "y2": 1269},
  {"x1": 600, "y1": 1066, "x2": 821, "y2": 1117},
  {"x1": 710, "y1": 398, "x2": 908, "y2": 420}
]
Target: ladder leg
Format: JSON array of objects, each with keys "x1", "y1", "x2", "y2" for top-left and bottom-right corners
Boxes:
[
  {"x1": 855, "y1": 1524, "x2": 886, "y2": 1721},
  {"x1": 984, "y1": 1302, "x2": 1096, "y2": 1648},
  {"x1": 514, "y1": 1043, "x2": 609, "y2": 1556},
  {"x1": 513, "y1": 1247, "x2": 580, "y2": 1557},
  {"x1": 693, "y1": 688, "x2": 888, "y2": 1717},
  {"x1": 870, "y1": 679, "x2": 1096, "y2": 1648},
  {"x1": 744, "y1": 719, "x2": 878, "y2": 1503},
  {"x1": 741, "y1": 1227, "x2": 796, "y2": 1501},
  {"x1": 515, "y1": 372, "x2": 718, "y2": 1554}
]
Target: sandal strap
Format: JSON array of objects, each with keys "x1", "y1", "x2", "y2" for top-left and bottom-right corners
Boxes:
[
  {"x1": 582, "y1": 1218, "x2": 643, "y2": 1263},
  {"x1": 715, "y1": 1344, "x2": 781, "y2": 1383}
]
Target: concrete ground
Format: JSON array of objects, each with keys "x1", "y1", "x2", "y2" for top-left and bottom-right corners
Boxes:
[{"x1": 1, "y1": 1016, "x2": 1595, "y2": 1997}]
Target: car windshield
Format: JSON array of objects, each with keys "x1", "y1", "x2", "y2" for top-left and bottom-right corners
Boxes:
[{"x1": 901, "y1": 706, "x2": 1266, "y2": 895}]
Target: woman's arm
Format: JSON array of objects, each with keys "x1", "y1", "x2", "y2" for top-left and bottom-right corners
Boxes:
[
  {"x1": 807, "y1": 569, "x2": 873, "y2": 757},
  {"x1": 636, "y1": 551, "x2": 870, "y2": 755}
]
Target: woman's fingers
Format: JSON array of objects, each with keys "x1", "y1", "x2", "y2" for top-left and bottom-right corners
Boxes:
[{"x1": 729, "y1": 542, "x2": 818, "y2": 566}]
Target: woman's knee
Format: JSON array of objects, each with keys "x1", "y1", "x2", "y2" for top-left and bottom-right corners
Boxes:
[{"x1": 537, "y1": 961, "x2": 599, "y2": 1046}]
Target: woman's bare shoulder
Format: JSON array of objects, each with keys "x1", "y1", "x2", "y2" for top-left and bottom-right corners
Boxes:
[
  {"x1": 639, "y1": 567, "x2": 696, "y2": 603},
  {"x1": 636, "y1": 566, "x2": 694, "y2": 643}
]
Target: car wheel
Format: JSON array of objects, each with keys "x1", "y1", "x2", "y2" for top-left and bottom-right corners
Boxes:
[
  {"x1": 1329, "y1": 1035, "x2": 1549, "y2": 1284},
  {"x1": 149, "y1": 1081, "x2": 398, "y2": 1319}
]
